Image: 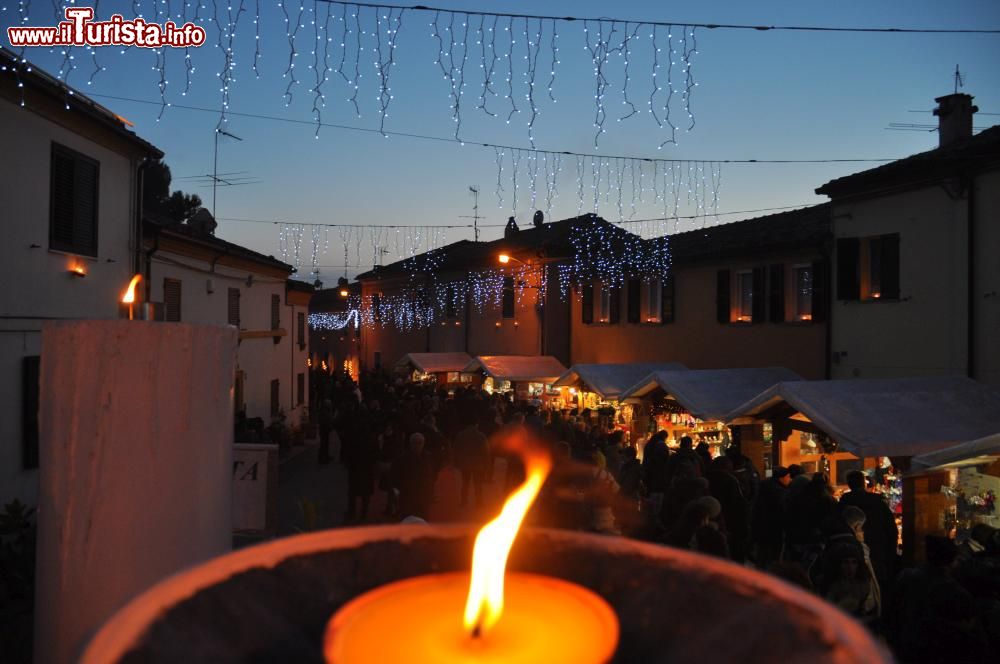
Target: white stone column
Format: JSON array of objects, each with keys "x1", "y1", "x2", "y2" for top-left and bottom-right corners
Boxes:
[{"x1": 34, "y1": 321, "x2": 236, "y2": 664}]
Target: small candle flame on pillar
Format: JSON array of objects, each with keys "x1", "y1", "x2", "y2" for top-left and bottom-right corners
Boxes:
[
  {"x1": 463, "y1": 446, "x2": 552, "y2": 638},
  {"x1": 122, "y1": 275, "x2": 142, "y2": 320}
]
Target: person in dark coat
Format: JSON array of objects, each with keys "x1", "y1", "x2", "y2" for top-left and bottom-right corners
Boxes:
[
  {"x1": 453, "y1": 414, "x2": 490, "y2": 508},
  {"x1": 725, "y1": 444, "x2": 760, "y2": 504},
  {"x1": 888, "y1": 536, "x2": 992, "y2": 663},
  {"x1": 752, "y1": 466, "x2": 791, "y2": 566},
  {"x1": 695, "y1": 442, "x2": 713, "y2": 471},
  {"x1": 317, "y1": 399, "x2": 335, "y2": 464},
  {"x1": 393, "y1": 432, "x2": 436, "y2": 520},
  {"x1": 345, "y1": 424, "x2": 379, "y2": 522},
  {"x1": 641, "y1": 431, "x2": 670, "y2": 513},
  {"x1": 839, "y1": 470, "x2": 898, "y2": 596},
  {"x1": 665, "y1": 436, "x2": 704, "y2": 483},
  {"x1": 661, "y1": 464, "x2": 709, "y2": 530},
  {"x1": 785, "y1": 473, "x2": 839, "y2": 565},
  {"x1": 706, "y1": 455, "x2": 750, "y2": 563},
  {"x1": 617, "y1": 445, "x2": 643, "y2": 499}
]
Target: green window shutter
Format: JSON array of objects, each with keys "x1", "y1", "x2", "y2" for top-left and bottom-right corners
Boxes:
[
  {"x1": 661, "y1": 275, "x2": 675, "y2": 324},
  {"x1": 836, "y1": 238, "x2": 861, "y2": 301},
  {"x1": 768, "y1": 264, "x2": 785, "y2": 323},
  {"x1": 751, "y1": 267, "x2": 767, "y2": 323},
  {"x1": 626, "y1": 278, "x2": 640, "y2": 323}
]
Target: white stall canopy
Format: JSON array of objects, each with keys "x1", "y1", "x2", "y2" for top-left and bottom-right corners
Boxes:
[
  {"x1": 553, "y1": 362, "x2": 687, "y2": 401},
  {"x1": 395, "y1": 352, "x2": 473, "y2": 374},
  {"x1": 620, "y1": 367, "x2": 803, "y2": 421},
  {"x1": 464, "y1": 355, "x2": 568, "y2": 383},
  {"x1": 911, "y1": 433, "x2": 1000, "y2": 471},
  {"x1": 724, "y1": 376, "x2": 1000, "y2": 458}
]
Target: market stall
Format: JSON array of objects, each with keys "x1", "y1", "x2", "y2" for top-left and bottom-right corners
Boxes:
[
  {"x1": 905, "y1": 433, "x2": 1000, "y2": 563},
  {"x1": 724, "y1": 376, "x2": 1000, "y2": 562},
  {"x1": 463, "y1": 355, "x2": 568, "y2": 404},
  {"x1": 394, "y1": 352, "x2": 475, "y2": 386},
  {"x1": 620, "y1": 367, "x2": 801, "y2": 461},
  {"x1": 551, "y1": 362, "x2": 686, "y2": 435}
]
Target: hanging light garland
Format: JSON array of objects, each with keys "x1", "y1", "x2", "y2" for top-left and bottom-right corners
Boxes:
[
  {"x1": 5, "y1": 1, "x2": 702, "y2": 146},
  {"x1": 344, "y1": 214, "x2": 672, "y2": 333}
]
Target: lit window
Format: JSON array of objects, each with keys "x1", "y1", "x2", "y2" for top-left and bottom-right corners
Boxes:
[
  {"x1": 643, "y1": 279, "x2": 662, "y2": 323},
  {"x1": 794, "y1": 265, "x2": 813, "y2": 321},
  {"x1": 736, "y1": 270, "x2": 753, "y2": 322},
  {"x1": 598, "y1": 284, "x2": 611, "y2": 322}
]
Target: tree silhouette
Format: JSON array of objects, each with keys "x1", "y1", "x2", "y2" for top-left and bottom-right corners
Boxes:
[{"x1": 143, "y1": 159, "x2": 203, "y2": 225}]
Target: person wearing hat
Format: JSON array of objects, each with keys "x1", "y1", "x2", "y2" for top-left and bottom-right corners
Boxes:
[{"x1": 751, "y1": 466, "x2": 792, "y2": 567}]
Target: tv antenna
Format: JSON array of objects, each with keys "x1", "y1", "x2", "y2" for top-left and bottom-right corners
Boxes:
[
  {"x1": 459, "y1": 186, "x2": 483, "y2": 242},
  {"x1": 954, "y1": 64, "x2": 964, "y2": 94}
]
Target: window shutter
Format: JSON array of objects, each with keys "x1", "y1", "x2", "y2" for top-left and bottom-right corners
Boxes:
[
  {"x1": 716, "y1": 269, "x2": 730, "y2": 324},
  {"x1": 227, "y1": 288, "x2": 240, "y2": 326},
  {"x1": 50, "y1": 149, "x2": 76, "y2": 250},
  {"x1": 811, "y1": 259, "x2": 829, "y2": 322},
  {"x1": 297, "y1": 312, "x2": 305, "y2": 346},
  {"x1": 296, "y1": 372, "x2": 305, "y2": 405},
  {"x1": 73, "y1": 158, "x2": 98, "y2": 256},
  {"x1": 626, "y1": 278, "x2": 640, "y2": 323},
  {"x1": 582, "y1": 283, "x2": 594, "y2": 324},
  {"x1": 609, "y1": 285, "x2": 621, "y2": 324},
  {"x1": 270, "y1": 379, "x2": 280, "y2": 417},
  {"x1": 501, "y1": 277, "x2": 515, "y2": 318},
  {"x1": 836, "y1": 238, "x2": 861, "y2": 301},
  {"x1": 768, "y1": 264, "x2": 785, "y2": 323},
  {"x1": 880, "y1": 233, "x2": 900, "y2": 300},
  {"x1": 751, "y1": 267, "x2": 766, "y2": 323},
  {"x1": 661, "y1": 275, "x2": 675, "y2": 324},
  {"x1": 271, "y1": 294, "x2": 281, "y2": 330},
  {"x1": 49, "y1": 144, "x2": 98, "y2": 256},
  {"x1": 22, "y1": 356, "x2": 41, "y2": 470},
  {"x1": 163, "y1": 279, "x2": 182, "y2": 322}
]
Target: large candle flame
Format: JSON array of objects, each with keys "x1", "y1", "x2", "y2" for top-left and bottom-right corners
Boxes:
[
  {"x1": 463, "y1": 445, "x2": 551, "y2": 637},
  {"x1": 122, "y1": 274, "x2": 142, "y2": 304}
]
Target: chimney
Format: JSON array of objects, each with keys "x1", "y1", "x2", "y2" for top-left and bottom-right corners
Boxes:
[{"x1": 933, "y1": 93, "x2": 977, "y2": 148}]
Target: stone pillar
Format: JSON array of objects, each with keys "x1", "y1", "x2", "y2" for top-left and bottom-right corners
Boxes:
[{"x1": 34, "y1": 321, "x2": 236, "y2": 664}]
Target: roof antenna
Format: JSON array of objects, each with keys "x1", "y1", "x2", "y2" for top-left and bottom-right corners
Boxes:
[
  {"x1": 458, "y1": 186, "x2": 483, "y2": 242},
  {"x1": 954, "y1": 64, "x2": 964, "y2": 94}
]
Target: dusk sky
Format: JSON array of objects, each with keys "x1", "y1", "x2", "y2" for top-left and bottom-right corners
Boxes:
[{"x1": 5, "y1": 1, "x2": 999, "y2": 281}]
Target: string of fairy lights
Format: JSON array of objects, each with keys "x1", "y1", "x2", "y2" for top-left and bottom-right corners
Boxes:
[
  {"x1": 6, "y1": 2, "x2": 997, "y2": 332},
  {"x1": 304, "y1": 214, "x2": 673, "y2": 332},
  {"x1": 5, "y1": 2, "x2": 993, "y2": 137}
]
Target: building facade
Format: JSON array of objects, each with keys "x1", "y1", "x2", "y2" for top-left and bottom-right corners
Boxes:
[
  {"x1": 144, "y1": 220, "x2": 313, "y2": 428},
  {"x1": 354, "y1": 209, "x2": 830, "y2": 380},
  {"x1": 0, "y1": 49, "x2": 163, "y2": 504},
  {"x1": 570, "y1": 206, "x2": 830, "y2": 379},
  {"x1": 818, "y1": 94, "x2": 1000, "y2": 387}
]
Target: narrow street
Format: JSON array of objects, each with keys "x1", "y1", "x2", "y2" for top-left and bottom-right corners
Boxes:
[{"x1": 273, "y1": 434, "x2": 513, "y2": 536}]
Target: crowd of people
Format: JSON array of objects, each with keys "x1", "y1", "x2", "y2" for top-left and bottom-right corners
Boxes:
[{"x1": 312, "y1": 369, "x2": 1000, "y2": 662}]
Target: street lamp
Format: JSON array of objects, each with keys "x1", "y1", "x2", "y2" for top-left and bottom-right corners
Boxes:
[{"x1": 498, "y1": 253, "x2": 525, "y2": 265}]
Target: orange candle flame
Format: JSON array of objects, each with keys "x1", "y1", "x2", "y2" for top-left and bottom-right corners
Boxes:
[
  {"x1": 463, "y1": 444, "x2": 551, "y2": 637},
  {"x1": 122, "y1": 274, "x2": 142, "y2": 304}
]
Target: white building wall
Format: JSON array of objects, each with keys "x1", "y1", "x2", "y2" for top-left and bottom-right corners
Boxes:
[
  {"x1": 830, "y1": 181, "x2": 976, "y2": 381},
  {"x1": 286, "y1": 298, "x2": 311, "y2": 426},
  {"x1": 0, "y1": 96, "x2": 139, "y2": 505},
  {"x1": 148, "y1": 251, "x2": 307, "y2": 426},
  {"x1": 973, "y1": 169, "x2": 1000, "y2": 388}
]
